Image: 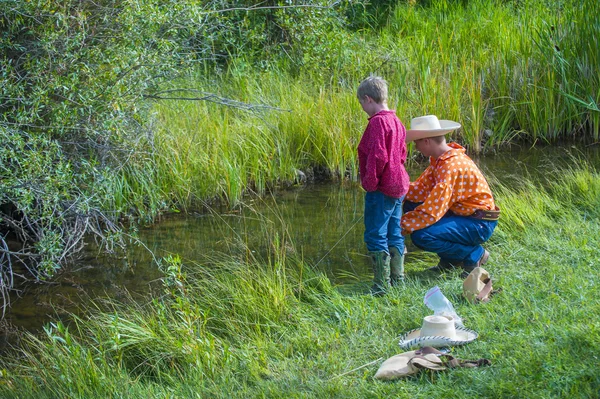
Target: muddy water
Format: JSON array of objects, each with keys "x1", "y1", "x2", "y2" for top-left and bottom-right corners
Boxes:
[{"x1": 3, "y1": 145, "x2": 598, "y2": 337}]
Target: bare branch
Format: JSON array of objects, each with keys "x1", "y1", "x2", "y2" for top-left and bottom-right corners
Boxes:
[
  {"x1": 144, "y1": 89, "x2": 291, "y2": 113},
  {"x1": 206, "y1": 1, "x2": 342, "y2": 14}
]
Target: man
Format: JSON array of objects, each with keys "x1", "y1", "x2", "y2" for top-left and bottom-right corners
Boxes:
[{"x1": 401, "y1": 115, "x2": 500, "y2": 277}]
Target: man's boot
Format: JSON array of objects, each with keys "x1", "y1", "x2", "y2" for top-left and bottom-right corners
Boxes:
[
  {"x1": 389, "y1": 246, "x2": 405, "y2": 286},
  {"x1": 461, "y1": 249, "x2": 490, "y2": 278},
  {"x1": 369, "y1": 251, "x2": 390, "y2": 296}
]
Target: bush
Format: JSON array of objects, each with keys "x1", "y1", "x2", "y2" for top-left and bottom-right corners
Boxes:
[{"x1": 0, "y1": 0, "x2": 359, "y2": 305}]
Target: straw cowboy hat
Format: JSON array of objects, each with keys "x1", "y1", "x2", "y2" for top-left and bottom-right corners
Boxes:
[
  {"x1": 398, "y1": 315, "x2": 478, "y2": 350},
  {"x1": 406, "y1": 115, "x2": 461, "y2": 142}
]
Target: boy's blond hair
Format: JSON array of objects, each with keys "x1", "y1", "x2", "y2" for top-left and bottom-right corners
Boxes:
[{"x1": 357, "y1": 76, "x2": 388, "y2": 104}]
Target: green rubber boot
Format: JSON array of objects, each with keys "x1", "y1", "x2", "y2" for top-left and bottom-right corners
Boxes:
[
  {"x1": 389, "y1": 246, "x2": 405, "y2": 286},
  {"x1": 369, "y1": 251, "x2": 390, "y2": 296}
]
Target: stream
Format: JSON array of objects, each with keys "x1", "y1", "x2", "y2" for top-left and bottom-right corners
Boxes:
[{"x1": 2, "y1": 144, "x2": 598, "y2": 343}]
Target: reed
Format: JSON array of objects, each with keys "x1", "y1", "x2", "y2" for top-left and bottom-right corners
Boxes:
[
  {"x1": 110, "y1": 0, "x2": 596, "y2": 215},
  {"x1": 146, "y1": 71, "x2": 365, "y2": 208}
]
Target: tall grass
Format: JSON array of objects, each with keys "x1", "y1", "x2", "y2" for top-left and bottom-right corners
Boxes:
[
  {"x1": 1, "y1": 163, "x2": 599, "y2": 398},
  {"x1": 146, "y1": 71, "x2": 365, "y2": 207},
  {"x1": 121, "y1": 0, "x2": 600, "y2": 212},
  {"x1": 385, "y1": 0, "x2": 600, "y2": 144}
]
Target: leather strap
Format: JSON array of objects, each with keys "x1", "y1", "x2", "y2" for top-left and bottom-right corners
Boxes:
[
  {"x1": 476, "y1": 278, "x2": 494, "y2": 303},
  {"x1": 412, "y1": 347, "x2": 491, "y2": 370},
  {"x1": 445, "y1": 356, "x2": 492, "y2": 368}
]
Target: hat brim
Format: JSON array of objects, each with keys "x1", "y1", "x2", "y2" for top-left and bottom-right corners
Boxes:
[
  {"x1": 398, "y1": 326, "x2": 478, "y2": 350},
  {"x1": 406, "y1": 120, "x2": 461, "y2": 142}
]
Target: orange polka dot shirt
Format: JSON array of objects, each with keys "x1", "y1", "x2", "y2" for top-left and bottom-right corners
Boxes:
[{"x1": 401, "y1": 142, "x2": 496, "y2": 234}]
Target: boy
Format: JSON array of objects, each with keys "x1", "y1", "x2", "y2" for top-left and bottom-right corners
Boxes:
[
  {"x1": 357, "y1": 76, "x2": 410, "y2": 296},
  {"x1": 400, "y1": 115, "x2": 500, "y2": 277}
]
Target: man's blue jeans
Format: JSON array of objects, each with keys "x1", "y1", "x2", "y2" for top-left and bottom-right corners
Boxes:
[
  {"x1": 364, "y1": 191, "x2": 405, "y2": 253},
  {"x1": 403, "y1": 201, "x2": 498, "y2": 265}
]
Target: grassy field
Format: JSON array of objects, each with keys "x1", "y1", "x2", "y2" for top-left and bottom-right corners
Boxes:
[{"x1": 1, "y1": 162, "x2": 598, "y2": 398}]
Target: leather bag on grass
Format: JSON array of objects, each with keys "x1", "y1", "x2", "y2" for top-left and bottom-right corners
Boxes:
[
  {"x1": 374, "y1": 346, "x2": 491, "y2": 380},
  {"x1": 463, "y1": 267, "x2": 494, "y2": 304}
]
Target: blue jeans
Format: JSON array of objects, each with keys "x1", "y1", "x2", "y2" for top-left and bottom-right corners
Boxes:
[
  {"x1": 403, "y1": 201, "x2": 497, "y2": 265},
  {"x1": 364, "y1": 191, "x2": 405, "y2": 253}
]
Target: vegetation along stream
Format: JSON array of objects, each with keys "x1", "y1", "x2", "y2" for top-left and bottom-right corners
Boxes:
[
  {"x1": 5, "y1": 145, "x2": 597, "y2": 335},
  {"x1": 1, "y1": 144, "x2": 599, "y2": 398}
]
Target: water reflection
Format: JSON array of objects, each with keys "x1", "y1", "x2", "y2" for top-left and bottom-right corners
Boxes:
[{"x1": 3, "y1": 145, "x2": 599, "y2": 334}]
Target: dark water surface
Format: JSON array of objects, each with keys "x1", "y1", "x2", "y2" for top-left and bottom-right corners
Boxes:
[{"x1": 3, "y1": 145, "x2": 598, "y2": 338}]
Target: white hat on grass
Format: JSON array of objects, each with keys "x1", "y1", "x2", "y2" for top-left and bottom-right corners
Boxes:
[{"x1": 398, "y1": 315, "x2": 478, "y2": 350}]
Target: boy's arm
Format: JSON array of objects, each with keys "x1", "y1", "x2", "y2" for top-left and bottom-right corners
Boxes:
[
  {"x1": 405, "y1": 166, "x2": 435, "y2": 202},
  {"x1": 360, "y1": 120, "x2": 389, "y2": 192}
]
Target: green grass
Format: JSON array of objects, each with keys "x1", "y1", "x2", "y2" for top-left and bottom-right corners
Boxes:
[{"x1": 1, "y1": 164, "x2": 599, "y2": 398}]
